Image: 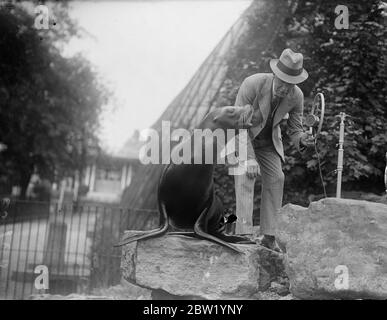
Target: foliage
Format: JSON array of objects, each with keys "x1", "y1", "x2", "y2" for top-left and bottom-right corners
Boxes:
[
  {"x1": 0, "y1": 2, "x2": 110, "y2": 198},
  {"x1": 32, "y1": 179, "x2": 51, "y2": 201},
  {"x1": 213, "y1": 0, "x2": 387, "y2": 212},
  {"x1": 283, "y1": 0, "x2": 387, "y2": 196}
]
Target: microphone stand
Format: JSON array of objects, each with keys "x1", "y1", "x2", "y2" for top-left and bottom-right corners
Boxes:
[{"x1": 336, "y1": 112, "x2": 347, "y2": 198}]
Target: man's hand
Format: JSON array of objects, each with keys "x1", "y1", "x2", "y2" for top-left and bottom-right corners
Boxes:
[
  {"x1": 246, "y1": 159, "x2": 260, "y2": 179},
  {"x1": 300, "y1": 131, "x2": 315, "y2": 149}
]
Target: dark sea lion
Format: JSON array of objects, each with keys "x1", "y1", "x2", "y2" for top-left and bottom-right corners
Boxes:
[{"x1": 116, "y1": 105, "x2": 256, "y2": 253}]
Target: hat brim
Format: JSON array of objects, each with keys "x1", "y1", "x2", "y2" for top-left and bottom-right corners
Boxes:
[{"x1": 270, "y1": 59, "x2": 308, "y2": 84}]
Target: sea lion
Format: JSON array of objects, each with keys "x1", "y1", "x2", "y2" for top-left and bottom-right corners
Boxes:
[{"x1": 116, "y1": 105, "x2": 256, "y2": 253}]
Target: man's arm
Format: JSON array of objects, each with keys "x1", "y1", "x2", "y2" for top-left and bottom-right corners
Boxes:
[
  {"x1": 234, "y1": 77, "x2": 260, "y2": 178},
  {"x1": 235, "y1": 77, "x2": 257, "y2": 161},
  {"x1": 287, "y1": 88, "x2": 306, "y2": 153}
]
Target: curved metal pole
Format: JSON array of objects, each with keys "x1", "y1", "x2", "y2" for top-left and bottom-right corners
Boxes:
[
  {"x1": 307, "y1": 93, "x2": 325, "y2": 139},
  {"x1": 314, "y1": 93, "x2": 325, "y2": 138}
]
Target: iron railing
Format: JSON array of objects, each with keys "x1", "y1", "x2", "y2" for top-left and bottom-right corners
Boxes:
[{"x1": 0, "y1": 200, "x2": 158, "y2": 300}]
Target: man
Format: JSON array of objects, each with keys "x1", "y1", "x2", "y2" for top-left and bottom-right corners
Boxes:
[{"x1": 234, "y1": 48, "x2": 314, "y2": 251}]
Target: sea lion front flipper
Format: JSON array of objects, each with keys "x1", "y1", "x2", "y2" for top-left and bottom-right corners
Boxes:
[{"x1": 194, "y1": 207, "x2": 243, "y2": 254}]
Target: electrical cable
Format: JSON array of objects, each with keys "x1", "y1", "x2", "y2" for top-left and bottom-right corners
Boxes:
[{"x1": 314, "y1": 138, "x2": 327, "y2": 198}]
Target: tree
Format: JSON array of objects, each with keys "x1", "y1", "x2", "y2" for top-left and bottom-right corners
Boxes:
[
  {"x1": 212, "y1": 0, "x2": 387, "y2": 211},
  {"x1": 0, "y1": 2, "x2": 110, "y2": 198},
  {"x1": 282, "y1": 0, "x2": 387, "y2": 196}
]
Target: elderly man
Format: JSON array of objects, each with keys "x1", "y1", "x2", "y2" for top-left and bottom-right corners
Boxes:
[{"x1": 234, "y1": 48, "x2": 314, "y2": 251}]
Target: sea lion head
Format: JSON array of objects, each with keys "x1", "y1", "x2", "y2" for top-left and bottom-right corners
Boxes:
[{"x1": 211, "y1": 104, "x2": 253, "y2": 130}]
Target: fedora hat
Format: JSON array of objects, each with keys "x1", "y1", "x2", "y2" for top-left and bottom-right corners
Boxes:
[{"x1": 270, "y1": 48, "x2": 308, "y2": 84}]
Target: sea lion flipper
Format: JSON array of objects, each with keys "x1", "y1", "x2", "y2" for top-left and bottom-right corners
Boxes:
[
  {"x1": 194, "y1": 224, "x2": 244, "y2": 254},
  {"x1": 194, "y1": 207, "x2": 243, "y2": 254},
  {"x1": 114, "y1": 202, "x2": 169, "y2": 247},
  {"x1": 214, "y1": 233, "x2": 256, "y2": 245},
  {"x1": 114, "y1": 223, "x2": 168, "y2": 247},
  {"x1": 168, "y1": 231, "x2": 196, "y2": 236}
]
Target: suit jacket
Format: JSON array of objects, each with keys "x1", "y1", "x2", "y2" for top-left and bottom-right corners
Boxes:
[{"x1": 235, "y1": 73, "x2": 305, "y2": 163}]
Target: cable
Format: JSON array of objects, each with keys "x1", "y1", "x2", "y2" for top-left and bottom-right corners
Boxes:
[{"x1": 314, "y1": 139, "x2": 327, "y2": 198}]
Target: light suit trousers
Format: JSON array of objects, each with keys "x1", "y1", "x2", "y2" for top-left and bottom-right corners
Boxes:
[{"x1": 234, "y1": 145, "x2": 284, "y2": 235}]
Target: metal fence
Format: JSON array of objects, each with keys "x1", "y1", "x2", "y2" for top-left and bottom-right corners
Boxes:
[{"x1": 0, "y1": 200, "x2": 158, "y2": 300}]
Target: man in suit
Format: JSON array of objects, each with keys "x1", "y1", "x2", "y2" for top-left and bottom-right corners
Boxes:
[{"x1": 234, "y1": 48, "x2": 314, "y2": 251}]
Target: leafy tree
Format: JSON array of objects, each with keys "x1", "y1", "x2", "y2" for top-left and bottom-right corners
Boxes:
[
  {"x1": 0, "y1": 2, "x2": 110, "y2": 198},
  {"x1": 212, "y1": 0, "x2": 387, "y2": 213},
  {"x1": 282, "y1": 0, "x2": 387, "y2": 197}
]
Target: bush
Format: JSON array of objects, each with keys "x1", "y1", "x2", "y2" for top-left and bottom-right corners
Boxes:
[{"x1": 213, "y1": 0, "x2": 387, "y2": 212}]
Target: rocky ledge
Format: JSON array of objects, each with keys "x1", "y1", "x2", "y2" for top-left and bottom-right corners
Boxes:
[
  {"x1": 277, "y1": 198, "x2": 387, "y2": 299},
  {"x1": 121, "y1": 233, "x2": 289, "y2": 300},
  {"x1": 30, "y1": 198, "x2": 387, "y2": 300}
]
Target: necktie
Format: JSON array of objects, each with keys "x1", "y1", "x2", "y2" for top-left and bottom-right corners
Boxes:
[{"x1": 271, "y1": 95, "x2": 281, "y2": 120}]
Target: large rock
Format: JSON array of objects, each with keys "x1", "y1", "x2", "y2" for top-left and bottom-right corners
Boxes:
[
  {"x1": 277, "y1": 198, "x2": 387, "y2": 299},
  {"x1": 28, "y1": 294, "x2": 114, "y2": 300},
  {"x1": 121, "y1": 233, "x2": 287, "y2": 300},
  {"x1": 92, "y1": 279, "x2": 152, "y2": 300}
]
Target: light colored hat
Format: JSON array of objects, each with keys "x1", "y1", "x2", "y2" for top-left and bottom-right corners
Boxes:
[{"x1": 269, "y1": 48, "x2": 308, "y2": 84}]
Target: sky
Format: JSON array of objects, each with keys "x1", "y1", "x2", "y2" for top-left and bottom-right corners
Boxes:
[{"x1": 64, "y1": 0, "x2": 252, "y2": 154}]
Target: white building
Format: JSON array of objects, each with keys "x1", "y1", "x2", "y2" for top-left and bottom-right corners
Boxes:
[{"x1": 54, "y1": 131, "x2": 143, "y2": 204}]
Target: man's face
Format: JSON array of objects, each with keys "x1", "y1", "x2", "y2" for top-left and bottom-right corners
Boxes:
[{"x1": 273, "y1": 75, "x2": 294, "y2": 98}]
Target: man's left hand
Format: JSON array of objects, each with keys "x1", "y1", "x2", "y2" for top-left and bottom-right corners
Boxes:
[{"x1": 300, "y1": 132, "x2": 315, "y2": 149}]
